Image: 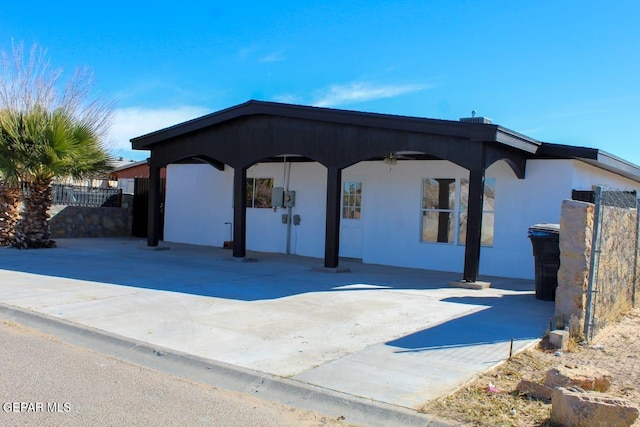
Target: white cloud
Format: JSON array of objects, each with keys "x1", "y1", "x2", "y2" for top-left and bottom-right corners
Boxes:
[
  {"x1": 313, "y1": 82, "x2": 432, "y2": 108},
  {"x1": 272, "y1": 93, "x2": 301, "y2": 104},
  {"x1": 237, "y1": 46, "x2": 257, "y2": 61},
  {"x1": 237, "y1": 46, "x2": 286, "y2": 63},
  {"x1": 259, "y1": 49, "x2": 286, "y2": 63},
  {"x1": 106, "y1": 105, "x2": 210, "y2": 160}
]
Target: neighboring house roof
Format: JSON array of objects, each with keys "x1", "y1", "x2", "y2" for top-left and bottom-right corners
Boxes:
[
  {"x1": 108, "y1": 159, "x2": 167, "y2": 180},
  {"x1": 111, "y1": 159, "x2": 147, "y2": 172}
]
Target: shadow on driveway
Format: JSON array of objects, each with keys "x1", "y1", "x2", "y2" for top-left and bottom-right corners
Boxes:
[
  {"x1": 388, "y1": 294, "x2": 554, "y2": 352},
  {"x1": 0, "y1": 238, "x2": 537, "y2": 302}
]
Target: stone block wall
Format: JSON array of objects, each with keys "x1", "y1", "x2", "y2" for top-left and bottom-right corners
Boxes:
[
  {"x1": 593, "y1": 205, "x2": 638, "y2": 328},
  {"x1": 48, "y1": 195, "x2": 133, "y2": 238},
  {"x1": 555, "y1": 200, "x2": 594, "y2": 331},
  {"x1": 556, "y1": 199, "x2": 639, "y2": 337}
]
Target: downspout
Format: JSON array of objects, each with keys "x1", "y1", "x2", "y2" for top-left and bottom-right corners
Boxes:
[{"x1": 284, "y1": 158, "x2": 293, "y2": 255}]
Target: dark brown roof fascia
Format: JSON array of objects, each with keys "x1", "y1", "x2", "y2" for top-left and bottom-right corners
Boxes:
[
  {"x1": 131, "y1": 100, "x2": 257, "y2": 149},
  {"x1": 538, "y1": 142, "x2": 640, "y2": 183},
  {"x1": 131, "y1": 100, "x2": 538, "y2": 153},
  {"x1": 536, "y1": 142, "x2": 599, "y2": 159},
  {"x1": 131, "y1": 100, "x2": 477, "y2": 148}
]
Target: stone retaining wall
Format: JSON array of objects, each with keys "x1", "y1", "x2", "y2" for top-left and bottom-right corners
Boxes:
[
  {"x1": 594, "y1": 205, "x2": 638, "y2": 329},
  {"x1": 49, "y1": 195, "x2": 133, "y2": 238},
  {"x1": 555, "y1": 199, "x2": 639, "y2": 337}
]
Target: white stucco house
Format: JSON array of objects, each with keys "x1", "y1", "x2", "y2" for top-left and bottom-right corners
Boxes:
[{"x1": 131, "y1": 101, "x2": 640, "y2": 281}]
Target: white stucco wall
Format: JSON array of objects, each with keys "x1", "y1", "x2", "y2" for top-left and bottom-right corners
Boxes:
[
  {"x1": 478, "y1": 159, "x2": 640, "y2": 278},
  {"x1": 242, "y1": 162, "x2": 327, "y2": 257},
  {"x1": 163, "y1": 158, "x2": 640, "y2": 279},
  {"x1": 286, "y1": 162, "x2": 327, "y2": 257},
  {"x1": 244, "y1": 163, "x2": 286, "y2": 253},
  {"x1": 572, "y1": 160, "x2": 640, "y2": 191},
  {"x1": 477, "y1": 159, "x2": 574, "y2": 278},
  {"x1": 163, "y1": 162, "x2": 329, "y2": 258},
  {"x1": 164, "y1": 164, "x2": 234, "y2": 246},
  {"x1": 344, "y1": 160, "x2": 469, "y2": 272}
]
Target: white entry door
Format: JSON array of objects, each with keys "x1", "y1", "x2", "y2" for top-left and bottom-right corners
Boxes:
[{"x1": 339, "y1": 181, "x2": 363, "y2": 259}]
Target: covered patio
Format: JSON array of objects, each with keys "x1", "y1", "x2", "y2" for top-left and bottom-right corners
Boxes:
[{"x1": 131, "y1": 100, "x2": 540, "y2": 283}]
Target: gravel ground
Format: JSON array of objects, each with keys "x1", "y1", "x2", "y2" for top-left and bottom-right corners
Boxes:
[
  {"x1": 563, "y1": 308, "x2": 640, "y2": 405},
  {"x1": 423, "y1": 307, "x2": 640, "y2": 427}
]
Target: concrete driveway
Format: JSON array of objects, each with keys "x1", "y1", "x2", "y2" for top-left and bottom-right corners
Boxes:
[{"x1": 0, "y1": 237, "x2": 554, "y2": 422}]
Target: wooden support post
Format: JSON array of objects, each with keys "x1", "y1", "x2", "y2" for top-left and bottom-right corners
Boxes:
[
  {"x1": 463, "y1": 167, "x2": 485, "y2": 282},
  {"x1": 232, "y1": 167, "x2": 247, "y2": 258},
  {"x1": 324, "y1": 167, "x2": 342, "y2": 268},
  {"x1": 147, "y1": 165, "x2": 161, "y2": 247}
]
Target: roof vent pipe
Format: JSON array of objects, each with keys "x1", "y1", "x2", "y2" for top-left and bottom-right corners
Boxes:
[{"x1": 459, "y1": 110, "x2": 492, "y2": 124}]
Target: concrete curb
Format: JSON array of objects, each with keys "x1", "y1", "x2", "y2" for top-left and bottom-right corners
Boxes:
[{"x1": 0, "y1": 303, "x2": 456, "y2": 427}]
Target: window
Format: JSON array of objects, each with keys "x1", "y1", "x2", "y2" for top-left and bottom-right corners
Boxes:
[
  {"x1": 421, "y1": 178, "x2": 456, "y2": 243},
  {"x1": 246, "y1": 178, "x2": 273, "y2": 208},
  {"x1": 342, "y1": 182, "x2": 362, "y2": 219},
  {"x1": 458, "y1": 178, "x2": 495, "y2": 246},
  {"x1": 421, "y1": 177, "x2": 495, "y2": 246}
]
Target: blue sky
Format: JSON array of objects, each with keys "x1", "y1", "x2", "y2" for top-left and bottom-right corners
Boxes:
[{"x1": 1, "y1": 1, "x2": 639, "y2": 163}]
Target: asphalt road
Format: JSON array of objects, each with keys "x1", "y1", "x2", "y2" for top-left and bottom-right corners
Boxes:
[{"x1": 0, "y1": 318, "x2": 351, "y2": 427}]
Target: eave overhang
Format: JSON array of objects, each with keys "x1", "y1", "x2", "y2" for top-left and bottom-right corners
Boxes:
[{"x1": 538, "y1": 142, "x2": 640, "y2": 183}]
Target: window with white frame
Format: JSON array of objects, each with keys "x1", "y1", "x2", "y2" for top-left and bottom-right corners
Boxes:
[
  {"x1": 421, "y1": 178, "x2": 456, "y2": 243},
  {"x1": 342, "y1": 182, "x2": 362, "y2": 219},
  {"x1": 421, "y1": 177, "x2": 495, "y2": 246},
  {"x1": 246, "y1": 178, "x2": 273, "y2": 208},
  {"x1": 458, "y1": 178, "x2": 495, "y2": 246}
]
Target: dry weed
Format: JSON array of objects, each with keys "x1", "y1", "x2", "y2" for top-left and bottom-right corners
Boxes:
[
  {"x1": 422, "y1": 308, "x2": 640, "y2": 427},
  {"x1": 422, "y1": 347, "x2": 558, "y2": 426}
]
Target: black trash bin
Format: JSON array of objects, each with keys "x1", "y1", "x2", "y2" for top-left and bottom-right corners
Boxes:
[{"x1": 528, "y1": 223, "x2": 560, "y2": 301}]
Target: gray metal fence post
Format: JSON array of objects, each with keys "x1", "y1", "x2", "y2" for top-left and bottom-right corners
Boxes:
[
  {"x1": 634, "y1": 196, "x2": 640, "y2": 308},
  {"x1": 585, "y1": 185, "x2": 603, "y2": 342}
]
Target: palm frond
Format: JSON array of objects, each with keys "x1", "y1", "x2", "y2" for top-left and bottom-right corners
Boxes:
[{"x1": 0, "y1": 106, "x2": 113, "y2": 184}]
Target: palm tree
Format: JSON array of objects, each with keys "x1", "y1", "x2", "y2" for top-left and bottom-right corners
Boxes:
[
  {"x1": 0, "y1": 108, "x2": 22, "y2": 246},
  {"x1": 0, "y1": 180, "x2": 20, "y2": 246},
  {"x1": 0, "y1": 106, "x2": 112, "y2": 248},
  {"x1": 0, "y1": 42, "x2": 114, "y2": 248}
]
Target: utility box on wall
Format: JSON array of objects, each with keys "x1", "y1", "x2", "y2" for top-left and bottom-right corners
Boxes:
[
  {"x1": 284, "y1": 191, "x2": 296, "y2": 207},
  {"x1": 272, "y1": 187, "x2": 284, "y2": 208},
  {"x1": 271, "y1": 188, "x2": 295, "y2": 208}
]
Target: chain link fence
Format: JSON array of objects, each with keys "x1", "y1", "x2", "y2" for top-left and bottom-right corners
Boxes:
[{"x1": 584, "y1": 185, "x2": 639, "y2": 342}]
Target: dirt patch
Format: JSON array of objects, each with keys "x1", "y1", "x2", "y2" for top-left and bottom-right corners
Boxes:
[{"x1": 422, "y1": 308, "x2": 640, "y2": 427}]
